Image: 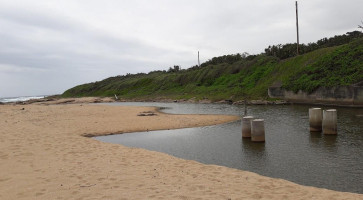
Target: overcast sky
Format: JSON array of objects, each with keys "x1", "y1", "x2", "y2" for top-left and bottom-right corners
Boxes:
[{"x1": 0, "y1": 0, "x2": 362, "y2": 97}]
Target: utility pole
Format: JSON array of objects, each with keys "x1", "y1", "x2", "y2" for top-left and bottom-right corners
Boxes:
[
  {"x1": 198, "y1": 51, "x2": 200, "y2": 67},
  {"x1": 295, "y1": 1, "x2": 300, "y2": 55}
]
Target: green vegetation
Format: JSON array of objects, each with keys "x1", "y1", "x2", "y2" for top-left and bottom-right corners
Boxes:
[
  {"x1": 62, "y1": 36, "x2": 363, "y2": 101},
  {"x1": 283, "y1": 38, "x2": 363, "y2": 93},
  {"x1": 265, "y1": 31, "x2": 362, "y2": 59}
]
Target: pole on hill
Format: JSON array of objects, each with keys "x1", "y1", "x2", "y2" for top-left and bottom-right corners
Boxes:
[
  {"x1": 198, "y1": 51, "x2": 200, "y2": 67},
  {"x1": 295, "y1": 1, "x2": 300, "y2": 55}
]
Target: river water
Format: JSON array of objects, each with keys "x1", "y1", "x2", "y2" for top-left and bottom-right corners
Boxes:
[{"x1": 95, "y1": 102, "x2": 363, "y2": 193}]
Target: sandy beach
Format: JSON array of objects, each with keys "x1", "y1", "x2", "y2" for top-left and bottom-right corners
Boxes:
[{"x1": 0, "y1": 98, "x2": 362, "y2": 200}]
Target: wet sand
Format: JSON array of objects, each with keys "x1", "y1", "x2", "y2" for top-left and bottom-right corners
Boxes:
[{"x1": 0, "y1": 98, "x2": 361, "y2": 199}]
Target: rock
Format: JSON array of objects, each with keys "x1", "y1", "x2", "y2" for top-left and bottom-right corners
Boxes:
[
  {"x1": 215, "y1": 99, "x2": 233, "y2": 104},
  {"x1": 232, "y1": 101, "x2": 244, "y2": 105},
  {"x1": 55, "y1": 100, "x2": 76, "y2": 104},
  {"x1": 198, "y1": 99, "x2": 212, "y2": 104},
  {"x1": 137, "y1": 111, "x2": 157, "y2": 116},
  {"x1": 250, "y1": 100, "x2": 268, "y2": 105},
  {"x1": 274, "y1": 100, "x2": 289, "y2": 105}
]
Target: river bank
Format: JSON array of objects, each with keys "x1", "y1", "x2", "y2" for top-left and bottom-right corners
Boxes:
[{"x1": 8, "y1": 95, "x2": 362, "y2": 108}]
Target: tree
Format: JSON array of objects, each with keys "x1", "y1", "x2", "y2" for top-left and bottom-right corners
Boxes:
[{"x1": 167, "y1": 65, "x2": 181, "y2": 73}]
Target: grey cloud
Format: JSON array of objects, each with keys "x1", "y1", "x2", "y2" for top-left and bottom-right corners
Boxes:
[
  {"x1": 0, "y1": 0, "x2": 361, "y2": 97},
  {"x1": 0, "y1": 5, "x2": 76, "y2": 32},
  {"x1": 0, "y1": 6, "x2": 178, "y2": 70}
]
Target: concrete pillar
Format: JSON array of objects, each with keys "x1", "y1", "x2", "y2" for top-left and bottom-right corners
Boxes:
[
  {"x1": 242, "y1": 116, "x2": 254, "y2": 138},
  {"x1": 309, "y1": 108, "x2": 322, "y2": 132},
  {"x1": 323, "y1": 109, "x2": 337, "y2": 135},
  {"x1": 251, "y1": 119, "x2": 265, "y2": 142}
]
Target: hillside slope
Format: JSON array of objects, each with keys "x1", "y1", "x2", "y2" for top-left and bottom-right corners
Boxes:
[{"x1": 62, "y1": 38, "x2": 363, "y2": 101}]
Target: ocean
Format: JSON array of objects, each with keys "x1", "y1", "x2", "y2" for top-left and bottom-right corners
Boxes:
[{"x1": 0, "y1": 95, "x2": 47, "y2": 103}]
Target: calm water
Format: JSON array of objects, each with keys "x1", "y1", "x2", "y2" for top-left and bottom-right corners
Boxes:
[{"x1": 95, "y1": 102, "x2": 363, "y2": 193}]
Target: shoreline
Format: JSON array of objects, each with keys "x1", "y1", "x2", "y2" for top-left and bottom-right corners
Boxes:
[
  {"x1": 81, "y1": 106, "x2": 239, "y2": 138},
  {"x1": 1, "y1": 97, "x2": 362, "y2": 199},
  {"x1": 4, "y1": 95, "x2": 362, "y2": 108}
]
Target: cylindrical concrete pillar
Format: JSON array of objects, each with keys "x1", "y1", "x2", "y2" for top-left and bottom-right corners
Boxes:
[
  {"x1": 309, "y1": 108, "x2": 322, "y2": 132},
  {"x1": 251, "y1": 119, "x2": 265, "y2": 142},
  {"x1": 323, "y1": 109, "x2": 337, "y2": 135},
  {"x1": 242, "y1": 116, "x2": 254, "y2": 138}
]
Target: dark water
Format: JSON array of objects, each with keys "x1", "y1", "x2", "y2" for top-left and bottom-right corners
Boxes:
[{"x1": 95, "y1": 102, "x2": 363, "y2": 193}]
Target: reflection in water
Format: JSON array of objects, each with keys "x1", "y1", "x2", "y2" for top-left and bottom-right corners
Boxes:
[
  {"x1": 323, "y1": 134, "x2": 338, "y2": 148},
  {"x1": 97, "y1": 102, "x2": 363, "y2": 194},
  {"x1": 309, "y1": 132, "x2": 322, "y2": 146},
  {"x1": 240, "y1": 138, "x2": 268, "y2": 173},
  {"x1": 242, "y1": 138, "x2": 265, "y2": 154}
]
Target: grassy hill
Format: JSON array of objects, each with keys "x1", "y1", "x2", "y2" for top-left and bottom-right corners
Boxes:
[{"x1": 62, "y1": 37, "x2": 363, "y2": 101}]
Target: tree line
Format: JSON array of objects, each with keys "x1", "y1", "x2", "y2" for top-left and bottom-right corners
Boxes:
[
  {"x1": 264, "y1": 31, "x2": 363, "y2": 59},
  {"x1": 184, "y1": 31, "x2": 363, "y2": 70},
  {"x1": 120, "y1": 30, "x2": 363, "y2": 78}
]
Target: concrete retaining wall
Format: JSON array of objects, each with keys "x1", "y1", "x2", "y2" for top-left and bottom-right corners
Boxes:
[{"x1": 268, "y1": 84, "x2": 363, "y2": 106}]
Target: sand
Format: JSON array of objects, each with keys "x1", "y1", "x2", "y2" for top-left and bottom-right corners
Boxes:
[{"x1": 0, "y1": 98, "x2": 362, "y2": 200}]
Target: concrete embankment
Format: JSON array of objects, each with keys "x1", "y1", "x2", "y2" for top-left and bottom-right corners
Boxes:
[{"x1": 268, "y1": 82, "x2": 363, "y2": 107}]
